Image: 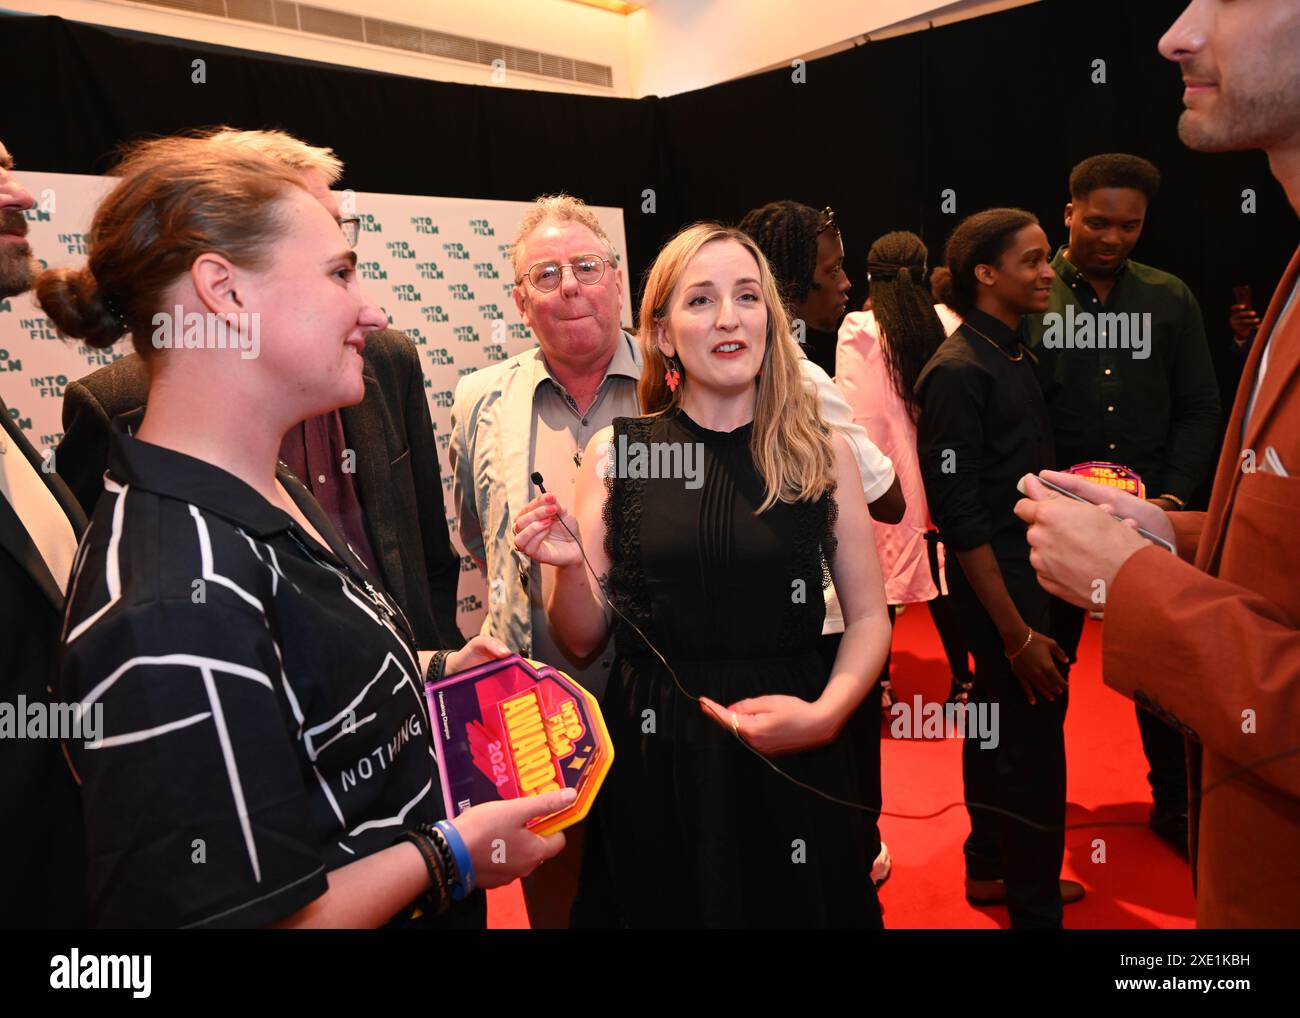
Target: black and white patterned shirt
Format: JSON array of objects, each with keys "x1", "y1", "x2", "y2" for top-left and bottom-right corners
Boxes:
[{"x1": 59, "y1": 421, "x2": 444, "y2": 928}]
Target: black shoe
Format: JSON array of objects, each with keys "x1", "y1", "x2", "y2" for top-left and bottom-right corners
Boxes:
[
  {"x1": 965, "y1": 877, "x2": 1084, "y2": 906},
  {"x1": 1149, "y1": 807, "x2": 1190, "y2": 860}
]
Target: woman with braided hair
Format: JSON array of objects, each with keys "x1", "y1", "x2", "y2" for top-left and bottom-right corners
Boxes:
[
  {"x1": 742, "y1": 201, "x2": 905, "y2": 888},
  {"x1": 836, "y1": 231, "x2": 974, "y2": 710},
  {"x1": 738, "y1": 200, "x2": 848, "y2": 377}
]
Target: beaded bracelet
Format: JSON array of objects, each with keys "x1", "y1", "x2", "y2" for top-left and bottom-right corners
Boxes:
[
  {"x1": 400, "y1": 830, "x2": 450, "y2": 913},
  {"x1": 427, "y1": 824, "x2": 457, "y2": 891}
]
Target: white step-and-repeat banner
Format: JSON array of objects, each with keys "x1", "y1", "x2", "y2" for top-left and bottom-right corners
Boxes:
[{"x1": 0, "y1": 171, "x2": 633, "y2": 638}]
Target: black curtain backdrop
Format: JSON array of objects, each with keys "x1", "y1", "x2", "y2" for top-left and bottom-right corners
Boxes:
[{"x1": 3, "y1": 2, "x2": 1297, "y2": 474}]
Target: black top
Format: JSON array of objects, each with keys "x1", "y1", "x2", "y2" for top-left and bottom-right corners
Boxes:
[
  {"x1": 916, "y1": 308, "x2": 1055, "y2": 561},
  {"x1": 803, "y1": 324, "x2": 839, "y2": 378},
  {"x1": 590, "y1": 411, "x2": 877, "y2": 927},
  {"x1": 1025, "y1": 249, "x2": 1221, "y2": 501},
  {"x1": 58, "y1": 420, "x2": 444, "y2": 928}
]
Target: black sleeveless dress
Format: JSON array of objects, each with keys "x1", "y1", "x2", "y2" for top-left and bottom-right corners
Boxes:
[{"x1": 580, "y1": 410, "x2": 881, "y2": 928}]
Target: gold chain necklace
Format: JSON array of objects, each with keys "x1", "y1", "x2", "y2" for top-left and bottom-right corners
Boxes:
[{"x1": 964, "y1": 322, "x2": 1025, "y2": 362}]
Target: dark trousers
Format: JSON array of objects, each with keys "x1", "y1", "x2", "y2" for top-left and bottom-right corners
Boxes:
[
  {"x1": 1051, "y1": 600, "x2": 1188, "y2": 814},
  {"x1": 924, "y1": 532, "x2": 972, "y2": 682},
  {"x1": 948, "y1": 558, "x2": 1068, "y2": 929},
  {"x1": 820, "y1": 605, "x2": 893, "y2": 862}
]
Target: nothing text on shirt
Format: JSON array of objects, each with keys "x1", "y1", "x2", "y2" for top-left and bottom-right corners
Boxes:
[{"x1": 340, "y1": 711, "x2": 423, "y2": 792}]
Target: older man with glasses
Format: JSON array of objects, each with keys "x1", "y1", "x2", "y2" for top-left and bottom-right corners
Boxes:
[
  {"x1": 338, "y1": 214, "x2": 362, "y2": 249},
  {"x1": 450, "y1": 195, "x2": 641, "y2": 928}
]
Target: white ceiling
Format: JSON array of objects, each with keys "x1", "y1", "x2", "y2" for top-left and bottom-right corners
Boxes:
[{"x1": 8, "y1": 0, "x2": 1038, "y2": 98}]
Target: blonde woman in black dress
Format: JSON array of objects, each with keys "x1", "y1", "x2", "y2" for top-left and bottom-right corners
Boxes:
[{"x1": 514, "y1": 223, "x2": 892, "y2": 927}]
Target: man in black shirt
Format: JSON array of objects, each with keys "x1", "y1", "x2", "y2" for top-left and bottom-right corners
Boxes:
[
  {"x1": 1027, "y1": 155, "x2": 1219, "y2": 502},
  {"x1": 918, "y1": 208, "x2": 1080, "y2": 929},
  {"x1": 1026, "y1": 154, "x2": 1221, "y2": 855}
]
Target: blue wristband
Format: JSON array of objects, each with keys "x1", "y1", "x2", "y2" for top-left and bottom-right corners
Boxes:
[{"x1": 434, "y1": 820, "x2": 475, "y2": 900}]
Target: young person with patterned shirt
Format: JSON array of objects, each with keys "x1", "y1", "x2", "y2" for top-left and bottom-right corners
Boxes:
[
  {"x1": 36, "y1": 135, "x2": 571, "y2": 928},
  {"x1": 55, "y1": 129, "x2": 465, "y2": 654}
]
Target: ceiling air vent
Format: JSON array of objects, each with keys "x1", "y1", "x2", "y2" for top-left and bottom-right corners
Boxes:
[{"x1": 127, "y1": 0, "x2": 615, "y2": 87}]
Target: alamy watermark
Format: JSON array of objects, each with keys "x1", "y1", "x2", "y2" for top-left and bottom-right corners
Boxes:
[
  {"x1": 0, "y1": 696, "x2": 102, "y2": 743},
  {"x1": 1041, "y1": 307, "x2": 1151, "y2": 360},
  {"x1": 151, "y1": 305, "x2": 261, "y2": 359},
  {"x1": 50, "y1": 950, "x2": 151, "y2": 998},
  {"x1": 890, "y1": 695, "x2": 999, "y2": 749},
  {"x1": 595, "y1": 436, "x2": 705, "y2": 490}
]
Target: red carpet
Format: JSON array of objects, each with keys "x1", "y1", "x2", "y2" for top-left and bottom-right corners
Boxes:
[{"x1": 488, "y1": 606, "x2": 1196, "y2": 929}]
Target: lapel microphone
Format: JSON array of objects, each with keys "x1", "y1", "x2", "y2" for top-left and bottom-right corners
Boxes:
[{"x1": 520, "y1": 466, "x2": 887, "y2": 818}]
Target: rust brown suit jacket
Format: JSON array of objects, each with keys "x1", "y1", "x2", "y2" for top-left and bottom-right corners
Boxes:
[{"x1": 1105, "y1": 247, "x2": 1300, "y2": 928}]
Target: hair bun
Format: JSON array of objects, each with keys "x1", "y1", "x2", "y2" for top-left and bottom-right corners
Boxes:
[
  {"x1": 35, "y1": 267, "x2": 129, "y2": 349},
  {"x1": 929, "y1": 265, "x2": 955, "y2": 305}
]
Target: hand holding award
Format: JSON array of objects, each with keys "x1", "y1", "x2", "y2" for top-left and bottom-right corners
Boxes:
[
  {"x1": 1034, "y1": 469, "x2": 1177, "y2": 549},
  {"x1": 1014, "y1": 472, "x2": 1171, "y2": 611}
]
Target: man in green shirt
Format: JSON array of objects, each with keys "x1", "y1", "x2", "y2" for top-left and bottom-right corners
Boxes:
[{"x1": 1027, "y1": 153, "x2": 1221, "y2": 857}]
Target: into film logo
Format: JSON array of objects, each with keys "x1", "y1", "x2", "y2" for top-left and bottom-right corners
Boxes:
[{"x1": 50, "y1": 949, "x2": 151, "y2": 998}]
